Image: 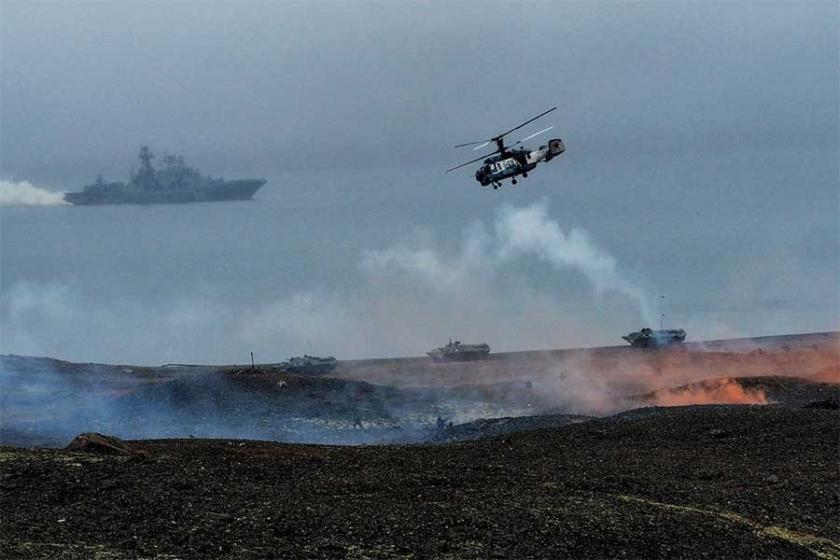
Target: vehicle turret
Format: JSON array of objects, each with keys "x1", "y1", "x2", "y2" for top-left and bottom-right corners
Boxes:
[
  {"x1": 427, "y1": 339, "x2": 491, "y2": 362},
  {"x1": 281, "y1": 355, "x2": 338, "y2": 375}
]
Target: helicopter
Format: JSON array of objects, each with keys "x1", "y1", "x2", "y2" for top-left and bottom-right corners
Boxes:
[{"x1": 447, "y1": 106, "x2": 565, "y2": 189}]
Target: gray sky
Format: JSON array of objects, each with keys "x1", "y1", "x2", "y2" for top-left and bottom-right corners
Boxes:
[
  {"x1": 2, "y1": 1, "x2": 836, "y2": 181},
  {"x1": 1, "y1": 1, "x2": 838, "y2": 363}
]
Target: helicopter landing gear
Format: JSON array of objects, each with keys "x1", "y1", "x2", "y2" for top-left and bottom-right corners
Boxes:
[
  {"x1": 493, "y1": 183, "x2": 499, "y2": 190},
  {"x1": 522, "y1": 172, "x2": 528, "y2": 178},
  {"x1": 511, "y1": 178, "x2": 518, "y2": 185}
]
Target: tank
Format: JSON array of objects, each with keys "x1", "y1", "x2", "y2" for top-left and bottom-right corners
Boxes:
[
  {"x1": 281, "y1": 355, "x2": 338, "y2": 375},
  {"x1": 622, "y1": 328, "x2": 687, "y2": 348},
  {"x1": 427, "y1": 339, "x2": 491, "y2": 362},
  {"x1": 63, "y1": 146, "x2": 266, "y2": 205}
]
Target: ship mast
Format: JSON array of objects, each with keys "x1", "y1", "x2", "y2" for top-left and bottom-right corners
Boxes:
[
  {"x1": 139, "y1": 146, "x2": 154, "y2": 169},
  {"x1": 136, "y1": 145, "x2": 157, "y2": 190}
]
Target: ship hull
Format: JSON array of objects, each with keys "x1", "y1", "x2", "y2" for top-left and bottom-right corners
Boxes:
[{"x1": 64, "y1": 179, "x2": 265, "y2": 206}]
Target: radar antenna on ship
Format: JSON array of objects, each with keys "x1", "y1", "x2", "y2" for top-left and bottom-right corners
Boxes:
[{"x1": 139, "y1": 145, "x2": 154, "y2": 167}]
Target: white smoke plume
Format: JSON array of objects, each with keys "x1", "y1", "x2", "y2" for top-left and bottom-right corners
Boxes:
[
  {"x1": 363, "y1": 200, "x2": 655, "y2": 328},
  {"x1": 0, "y1": 180, "x2": 70, "y2": 207},
  {"x1": 1, "y1": 202, "x2": 651, "y2": 363},
  {"x1": 494, "y1": 201, "x2": 655, "y2": 324}
]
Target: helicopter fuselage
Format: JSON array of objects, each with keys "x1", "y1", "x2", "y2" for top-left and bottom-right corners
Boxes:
[
  {"x1": 448, "y1": 107, "x2": 564, "y2": 188},
  {"x1": 475, "y1": 139, "x2": 565, "y2": 187}
]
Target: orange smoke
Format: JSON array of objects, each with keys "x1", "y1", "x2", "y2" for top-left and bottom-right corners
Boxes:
[
  {"x1": 809, "y1": 364, "x2": 840, "y2": 383},
  {"x1": 648, "y1": 378, "x2": 768, "y2": 406}
]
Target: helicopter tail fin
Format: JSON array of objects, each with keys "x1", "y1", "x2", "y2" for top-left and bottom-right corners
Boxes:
[{"x1": 544, "y1": 139, "x2": 565, "y2": 162}]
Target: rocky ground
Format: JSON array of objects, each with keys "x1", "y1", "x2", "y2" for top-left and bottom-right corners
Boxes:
[
  {"x1": 1, "y1": 332, "x2": 838, "y2": 558},
  {"x1": 1, "y1": 405, "x2": 838, "y2": 559}
]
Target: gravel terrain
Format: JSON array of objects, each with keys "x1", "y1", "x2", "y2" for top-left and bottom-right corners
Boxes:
[
  {"x1": 1, "y1": 405, "x2": 838, "y2": 559},
  {"x1": 1, "y1": 332, "x2": 838, "y2": 558}
]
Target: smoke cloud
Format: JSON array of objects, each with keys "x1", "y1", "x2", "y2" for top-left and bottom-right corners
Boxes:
[
  {"x1": 646, "y1": 378, "x2": 769, "y2": 406},
  {"x1": 0, "y1": 180, "x2": 69, "y2": 207},
  {"x1": 494, "y1": 201, "x2": 655, "y2": 324},
  {"x1": 1, "y1": 201, "x2": 652, "y2": 364}
]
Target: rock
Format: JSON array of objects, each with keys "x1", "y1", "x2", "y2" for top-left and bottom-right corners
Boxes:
[{"x1": 65, "y1": 432, "x2": 140, "y2": 455}]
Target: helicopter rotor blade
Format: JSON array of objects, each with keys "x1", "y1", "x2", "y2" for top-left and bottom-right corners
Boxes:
[
  {"x1": 453, "y1": 140, "x2": 489, "y2": 148},
  {"x1": 511, "y1": 126, "x2": 554, "y2": 146},
  {"x1": 446, "y1": 149, "x2": 500, "y2": 173},
  {"x1": 453, "y1": 106, "x2": 556, "y2": 148},
  {"x1": 495, "y1": 106, "x2": 557, "y2": 140}
]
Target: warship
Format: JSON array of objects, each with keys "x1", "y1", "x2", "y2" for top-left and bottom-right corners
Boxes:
[
  {"x1": 622, "y1": 328, "x2": 687, "y2": 348},
  {"x1": 63, "y1": 146, "x2": 266, "y2": 205},
  {"x1": 427, "y1": 339, "x2": 491, "y2": 362},
  {"x1": 281, "y1": 355, "x2": 338, "y2": 375}
]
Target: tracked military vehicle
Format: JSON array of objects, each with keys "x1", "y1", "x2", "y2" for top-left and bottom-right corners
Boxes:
[
  {"x1": 63, "y1": 146, "x2": 266, "y2": 205},
  {"x1": 622, "y1": 328, "x2": 687, "y2": 348},
  {"x1": 427, "y1": 339, "x2": 491, "y2": 362},
  {"x1": 281, "y1": 355, "x2": 338, "y2": 375}
]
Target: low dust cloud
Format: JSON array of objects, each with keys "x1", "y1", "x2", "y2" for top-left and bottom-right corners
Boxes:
[{"x1": 646, "y1": 378, "x2": 769, "y2": 406}]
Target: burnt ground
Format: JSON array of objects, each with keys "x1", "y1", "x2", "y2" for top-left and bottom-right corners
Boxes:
[
  {"x1": 1, "y1": 405, "x2": 838, "y2": 559},
  {"x1": 2, "y1": 331, "x2": 838, "y2": 448},
  {"x1": 0, "y1": 360, "x2": 546, "y2": 448},
  {"x1": 1, "y1": 332, "x2": 838, "y2": 558}
]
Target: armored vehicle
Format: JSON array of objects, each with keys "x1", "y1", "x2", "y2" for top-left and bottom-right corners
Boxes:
[
  {"x1": 622, "y1": 328, "x2": 687, "y2": 348},
  {"x1": 282, "y1": 355, "x2": 338, "y2": 375},
  {"x1": 64, "y1": 146, "x2": 266, "y2": 205},
  {"x1": 427, "y1": 339, "x2": 491, "y2": 362}
]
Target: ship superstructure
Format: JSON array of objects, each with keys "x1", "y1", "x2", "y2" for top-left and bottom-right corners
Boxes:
[{"x1": 64, "y1": 146, "x2": 265, "y2": 205}]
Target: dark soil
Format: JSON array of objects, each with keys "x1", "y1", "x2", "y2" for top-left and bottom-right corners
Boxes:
[
  {"x1": 432, "y1": 413, "x2": 593, "y2": 442},
  {"x1": 0, "y1": 357, "x2": 542, "y2": 447},
  {"x1": 2, "y1": 405, "x2": 838, "y2": 559},
  {"x1": 2, "y1": 334, "x2": 838, "y2": 558}
]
